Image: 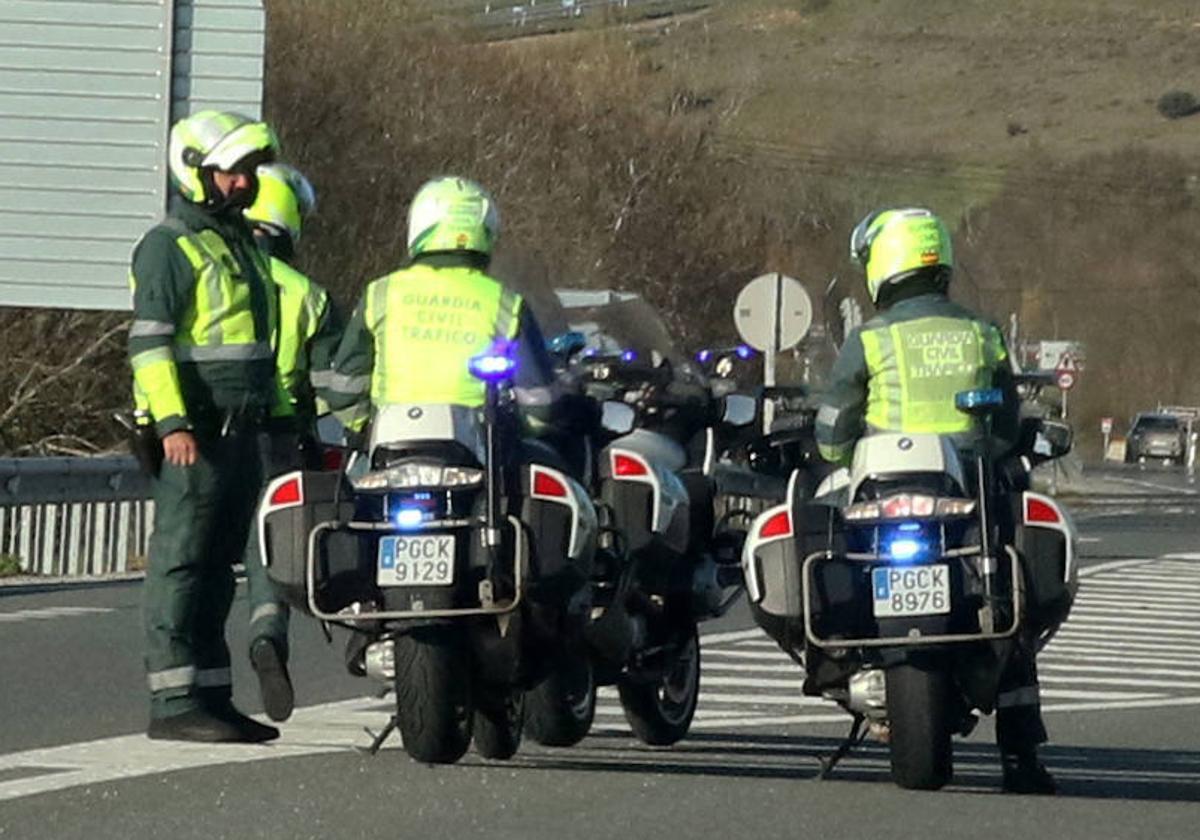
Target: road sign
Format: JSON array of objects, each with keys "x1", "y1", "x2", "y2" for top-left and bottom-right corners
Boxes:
[
  {"x1": 734, "y1": 273, "x2": 813, "y2": 353},
  {"x1": 1101, "y1": 417, "x2": 1113, "y2": 435},
  {"x1": 1057, "y1": 353, "x2": 1079, "y2": 373},
  {"x1": 1055, "y1": 370, "x2": 1076, "y2": 391}
]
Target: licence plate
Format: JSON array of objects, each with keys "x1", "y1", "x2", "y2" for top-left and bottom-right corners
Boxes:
[
  {"x1": 872, "y1": 564, "x2": 950, "y2": 617},
  {"x1": 377, "y1": 535, "x2": 456, "y2": 587}
]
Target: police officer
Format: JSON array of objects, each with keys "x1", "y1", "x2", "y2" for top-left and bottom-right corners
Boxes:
[
  {"x1": 240, "y1": 163, "x2": 343, "y2": 722},
  {"x1": 129, "y1": 111, "x2": 283, "y2": 743},
  {"x1": 816, "y1": 207, "x2": 1055, "y2": 795},
  {"x1": 323, "y1": 176, "x2": 566, "y2": 438}
]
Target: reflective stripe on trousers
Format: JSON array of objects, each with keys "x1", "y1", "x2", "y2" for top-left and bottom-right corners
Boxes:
[{"x1": 146, "y1": 665, "x2": 231, "y2": 692}]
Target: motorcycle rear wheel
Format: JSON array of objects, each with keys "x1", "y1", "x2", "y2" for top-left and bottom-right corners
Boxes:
[
  {"x1": 473, "y1": 687, "x2": 525, "y2": 760},
  {"x1": 886, "y1": 664, "x2": 953, "y2": 790},
  {"x1": 525, "y1": 654, "x2": 596, "y2": 747},
  {"x1": 617, "y1": 623, "x2": 700, "y2": 746},
  {"x1": 393, "y1": 626, "x2": 474, "y2": 764}
]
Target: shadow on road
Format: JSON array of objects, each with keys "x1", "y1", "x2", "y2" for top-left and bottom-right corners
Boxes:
[{"x1": 500, "y1": 731, "x2": 1200, "y2": 802}]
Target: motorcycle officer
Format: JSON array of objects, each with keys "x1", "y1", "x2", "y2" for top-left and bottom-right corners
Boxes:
[
  {"x1": 128, "y1": 111, "x2": 283, "y2": 743},
  {"x1": 322, "y1": 176, "x2": 587, "y2": 672},
  {"x1": 814, "y1": 207, "x2": 1056, "y2": 795},
  {"x1": 240, "y1": 163, "x2": 344, "y2": 722}
]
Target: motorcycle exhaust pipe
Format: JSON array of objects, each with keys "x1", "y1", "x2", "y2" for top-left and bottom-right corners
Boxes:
[
  {"x1": 364, "y1": 638, "x2": 395, "y2": 684},
  {"x1": 846, "y1": 669, "x2": 888, "y2": 720},
  {"x1": 692, "y1": 555, "x2": 743, "y2": 619}
]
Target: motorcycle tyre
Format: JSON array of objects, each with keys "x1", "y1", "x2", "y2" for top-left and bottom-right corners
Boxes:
[
  {"x1": 886, "y1": 664, "x2": 953, "y2": 791},
  {"x1": 473, "y1": 686, "x2": 525, "y2": 761},
  {"x1": 617, "y1": 623, "x2": 700, "y2": 746},
  {"x1": 393, "y1": 626, "x2": 474, "y2": 764},
  {"x1": 524, "y1": 655, "x2": 596, "y2": 747}
]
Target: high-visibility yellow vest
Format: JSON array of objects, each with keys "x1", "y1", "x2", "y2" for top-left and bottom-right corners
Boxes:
[
  {"x1": 130, "y1": 222, "x2": 275, "y2": 421},
  {"x1": 860, "y1": 316, "x2": 1007, "y2": 434},
  {"x1": 271, "y1": 256, "x2": 326, "y2": 401},
  {"x1": 363, "y1": 264, "x2": 522, "y2": 408}
]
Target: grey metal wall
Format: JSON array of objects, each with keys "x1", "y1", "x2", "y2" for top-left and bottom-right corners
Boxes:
[{"x1": 0, "y1": 0, "x2": 264, "y2": 312}]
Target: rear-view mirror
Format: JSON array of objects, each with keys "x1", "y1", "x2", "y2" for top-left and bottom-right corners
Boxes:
[
  {"x1": 721, "y1": 394, "x2": 757, "y2": 428},
  {"x1": 1033, "y1": 419, "x2": 1073, "y2": 459}
]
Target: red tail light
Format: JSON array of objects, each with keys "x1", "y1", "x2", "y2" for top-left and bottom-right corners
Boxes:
[
  {"x1": 320, "y1": 446, "x2": 345, "y2": 472},
  {"x1": 269, "y1": 477, "x2": 302, "y2": 507},
  {"x1": 759, "y1": 510, "x2": 792, "y2": 539},
  {"x1": 1026, "y1": 497, "x2": 1061, "y2": 524},
  {"x1": 612, "y1": 452, "x2": 649, "y2": 478},
  {"x1": 533, "y1": 468, "x2": 569, "y2": 498}
]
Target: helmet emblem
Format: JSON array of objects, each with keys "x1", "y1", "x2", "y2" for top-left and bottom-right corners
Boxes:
[
  {"x1": 407, "y1": 407, "x2": 423, "y2": 420},
  {"x1": 898, "y1": 437, "x2": 914, "y2": 451}
]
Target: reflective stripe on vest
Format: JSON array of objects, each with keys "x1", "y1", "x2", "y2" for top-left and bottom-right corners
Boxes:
[
  {"x1": 270, "y1": 256, "x2": 326, "y2": 399},
  {"x1": 169, "y1": 227, "x2": 274, "y2": 361},
  {"x1": 364, "y1": 265, "x2": 523, "y2": 408},
  {"x1": 861, "y1": 316, "x2": 1001, "y2": 434}
]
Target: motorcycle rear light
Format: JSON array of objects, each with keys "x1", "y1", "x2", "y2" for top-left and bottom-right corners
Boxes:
[
  {"x1": 881, "y1": 495, "x2": 913, "y2": 518},
  {"x1": 935, "y1": 498, "x2": 976, "y2": 517},
  {"x1": 269, "y1": 477, "x2": 302, "y2": 507},
  {"x1": 759, "y1": 510, "x2": 792, "y2": 539},
  {"x1": 532, "y1": 468, "x2": 569, "y2": 498},
  {"x1": 1026, "y1": 497, "x2": 1062, "y2": 524},
  {"x1": 844, "y1": 501, "x2": 882, "y2": 521},
  {"x1": 612, "y1": 452, "x2": 649, "y2": 478}
]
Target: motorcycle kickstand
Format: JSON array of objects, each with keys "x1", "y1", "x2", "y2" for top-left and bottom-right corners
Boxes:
[
  {"x1": 358, "y1": 715, "x2": 400, "y2": 757},
  {"x1": 817, "y1": 714, "x2": 867, "y2": 780}
]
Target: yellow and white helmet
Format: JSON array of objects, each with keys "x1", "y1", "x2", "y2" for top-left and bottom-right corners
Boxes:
[
  {"x1": 244, "y1": 163, "x2": 317, "y2": 246},
  {"x1": 406, "y1": 176, "x2": 499, "y2": 258},
  {"x1": 167, "y1": 111, "x2": 279, "y2": 206}
]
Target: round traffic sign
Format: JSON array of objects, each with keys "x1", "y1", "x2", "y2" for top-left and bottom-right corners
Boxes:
[
  {"x1": 733, "y1": 273, "x2": 813, "y2": 353},
  {"x1": 1055, "y1": 370, "x2": 1076, "y2": 391}
]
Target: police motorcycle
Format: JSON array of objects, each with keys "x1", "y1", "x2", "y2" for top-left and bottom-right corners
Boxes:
[
  {"x1": 256, "y1": 341, "x2": 599, "y2": 764},
  {"x1": 741, "y1": 387, "x2": 1077, "y2": 790},
  {"x1": 523, "y1": 291, "x2": 756, "y2": 747}
]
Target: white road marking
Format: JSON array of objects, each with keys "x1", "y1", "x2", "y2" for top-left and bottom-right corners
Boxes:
[{"x1": 0, "y1": 606, "x2": 114, "y2": 624}]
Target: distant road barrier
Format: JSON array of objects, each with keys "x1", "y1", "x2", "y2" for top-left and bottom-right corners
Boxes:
[{"x1": 0, "y1": 457, "x2": 152, "y2": 578}]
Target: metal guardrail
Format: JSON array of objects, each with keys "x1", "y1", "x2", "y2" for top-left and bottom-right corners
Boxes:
[{"x1": 0, "y1": 457, "x2": 153, "y2": 577}]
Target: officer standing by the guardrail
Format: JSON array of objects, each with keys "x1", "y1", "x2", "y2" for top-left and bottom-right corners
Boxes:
[
  {"x1": 240, "y1": 163, "x2": 343, "y2": 723},
  {"x1": 127, "y1": 111, "x2": 284, "y2": 743}
]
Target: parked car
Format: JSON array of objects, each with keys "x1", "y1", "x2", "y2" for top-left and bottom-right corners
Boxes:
[{"x1": 1125, "y1": 412, "x2": 1187, "y2": 465}]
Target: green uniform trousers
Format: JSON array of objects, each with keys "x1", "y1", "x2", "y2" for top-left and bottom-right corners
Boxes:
[
  {"x1": 241, "y1": 432, "x2": 303, "y2": 660},
  {"x1": 142, "y1": 426, "x2": 263, "y2": 718}
]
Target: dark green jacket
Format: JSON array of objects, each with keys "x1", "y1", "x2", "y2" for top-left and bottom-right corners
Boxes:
[
  {"x1": 816, "y1": 293, "x2": 1019, "y2": 464},
  {"x1": 128, "y1": 201, "x2": 278, "y2": 435}
]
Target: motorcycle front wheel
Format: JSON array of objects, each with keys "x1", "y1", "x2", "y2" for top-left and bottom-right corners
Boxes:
[
  {"x1": 617, "y1": 622, "x2": 700, "y2": 746},
  {"x1": 473, "y1": 686, "x2": 525, "y2": 760},
  {"x1": 393, "y1": 626, "x2": 474, "y2": 764},
  {"x1": 885, "y1": 663, "x2": 953, "y2": 790}
]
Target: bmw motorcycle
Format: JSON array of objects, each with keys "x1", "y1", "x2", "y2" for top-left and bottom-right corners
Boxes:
[
  {"x1": 741, "y1": 388, "x2": 1077, "y2": 790},
  {"x1": 256, "y1": 342, "x2": 599, "y2": 764},
  {"x1": 523, "y1": 292, "x2": 756, "y2": 747}
]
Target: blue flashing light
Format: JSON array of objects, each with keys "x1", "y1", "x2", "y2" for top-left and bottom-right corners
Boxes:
[
  {"x1": 468, "y1": 342, "x2": 518, "y2": 383},
  {"x1": 887, "y1": 538, "x2": 924, "y2": 562},
  {"x1": 955, "y1": 388, "x2": 1004, "y2": 411},
  {"x1": 620, "y1": 350, "x2": 638, "y2": 363},
  {"x1": 898, "y1": 522, "x2": 921, "y2": 532},
  {"x1": 735, "y1": 344, "x2": 755, "y2": 360},
  {"x1": 696, "y1": 349, "x2": 713, "y2": 364},
  {"x1": 395, "y1": 508, "x2": 425, "y2": 530}
]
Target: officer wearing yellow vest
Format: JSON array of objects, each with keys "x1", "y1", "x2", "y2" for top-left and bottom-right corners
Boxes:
[
  {"x1": 815, "y1": 207, "x2": 1055, "y2": 794},
  {"x1": 239, "y1": 163, "x2": 343, "y2": 722},
  {"x1": 324, "y1": 176, "x2": 568, "y2": 438},
  {"x1": 128, "y1": 111, "x2": 283, "y2": 743}
]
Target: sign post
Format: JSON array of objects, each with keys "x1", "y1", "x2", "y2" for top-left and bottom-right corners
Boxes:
[
  {"x1": 1101, "y1": 416, "x2": 1113, "y2": 456},
  {"x1": 1055, "y1": 353, "x2": 1078, "y2": 421},
  {"x1": 734, "y1": 273, "x2": 813, "y2": 432}
]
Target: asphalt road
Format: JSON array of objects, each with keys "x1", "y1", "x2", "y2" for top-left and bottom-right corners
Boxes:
[{"x1": 2, "y1": 467, "x2": 1200, "y2": 839}]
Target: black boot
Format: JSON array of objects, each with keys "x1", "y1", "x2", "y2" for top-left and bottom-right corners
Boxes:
[
  {"x1": 1001, "y1": 751, "x2": 1057, "y2": 795},
  {"x1": 250, "y1": 636, "x2": 295, "y2": 722},
  {"x1": 208, "y1": 700, "x2": 281, "y2": 743},
  {"x1": 147, "y1": 708, "x2": 253, "y2": 743}
]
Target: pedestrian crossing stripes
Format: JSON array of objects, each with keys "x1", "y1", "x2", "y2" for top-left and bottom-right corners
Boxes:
[{"x1": 588, "y1": 555, "x2": 1200, "y2": 733}]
